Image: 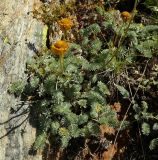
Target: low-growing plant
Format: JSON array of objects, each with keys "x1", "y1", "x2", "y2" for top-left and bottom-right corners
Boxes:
[
  {"x1": 9, "y1": 0, "x2": 158, "y2": 158},
  {"x1": 9, "y1": 41, "x2": 121, "y2": 150}
]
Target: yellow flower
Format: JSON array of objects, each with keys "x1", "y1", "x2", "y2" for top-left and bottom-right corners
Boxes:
[
  {"x1": 58, "y1": 18, "x2": 73, "y2": 31},
  {"x1": 121, "y1": 11, "x2": 131, "y2": 21},
  {"x1": 51, "y1": 40, "x2": 69, "y2": 56}
]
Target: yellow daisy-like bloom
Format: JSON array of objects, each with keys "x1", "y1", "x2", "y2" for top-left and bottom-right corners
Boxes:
[
  {"x1": 51, "y1": 40, "x2": 69, "y2": 56},
  {"x1": 121, "y1": 11, "x2": 132, "y2": 21},
  {"x1": 58, "y1": 18, "x2": 73, "y2": 31}
]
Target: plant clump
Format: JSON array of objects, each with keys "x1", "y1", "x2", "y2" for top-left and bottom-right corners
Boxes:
[{"x1": 9, "y1": 0, "x2": 158, "y2": 159}]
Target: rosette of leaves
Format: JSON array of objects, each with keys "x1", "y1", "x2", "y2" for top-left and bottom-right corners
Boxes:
[{"x1": 9, "y1": 44, "x2": 120, "y2": 150}]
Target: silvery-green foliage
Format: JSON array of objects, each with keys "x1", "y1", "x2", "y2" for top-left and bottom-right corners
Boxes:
[
  {"x1": 9, "y1": 6, "x2": 158, "y2": 152},
  {"x1": 9, "y1": 44, "x2": 119, "y2": 149},
  {"x1": 142, "y1": 122, "x2": 150, "y2": 136}
]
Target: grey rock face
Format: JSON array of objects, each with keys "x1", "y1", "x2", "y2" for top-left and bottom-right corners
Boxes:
[{"x1": 0, "y1": 0, "x2": 43, "y2": 159}]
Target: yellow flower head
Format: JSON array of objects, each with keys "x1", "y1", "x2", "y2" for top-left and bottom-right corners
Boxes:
[
  {"x1": 121, "y1": 11, "x2": 131, "y2": 21},
  {"x1": 51, "y1": 40, "x2": 69, "y2": 56},
  {"x1": 58, "y1": 18, "x2": 73, "y2": 31}
]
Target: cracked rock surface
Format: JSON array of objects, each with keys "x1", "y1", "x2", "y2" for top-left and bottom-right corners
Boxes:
[{"x1": 0, "y1": 0, "x2": 43, "y2": 159}]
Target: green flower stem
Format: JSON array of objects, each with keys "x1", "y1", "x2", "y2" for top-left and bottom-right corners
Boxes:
[
  {"x1": 59, "y1": 54, "x2": 64, "y2": 73},
  {"x1": 63, "y1": 30, "x2": 68, "y2": 40}
]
